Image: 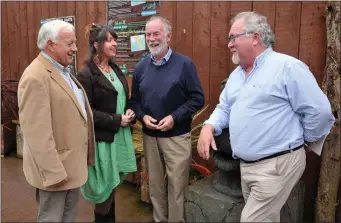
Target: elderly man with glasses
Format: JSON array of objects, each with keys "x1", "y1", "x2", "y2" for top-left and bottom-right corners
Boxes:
[{"x1": 197, "y1": 11, "x2": 335, "y2": 222}]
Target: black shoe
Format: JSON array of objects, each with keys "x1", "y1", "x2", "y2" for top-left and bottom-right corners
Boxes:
[
  {"x1": 107, "y1": 201, "x2": 115, "y2": 223},
  {"x1": 94, "y1": 212, "x2": 109, "y2": 223}
]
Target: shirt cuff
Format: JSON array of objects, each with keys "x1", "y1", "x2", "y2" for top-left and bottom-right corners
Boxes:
[{"x1": 203, "y1": 120, "x2": 221, "y2": 136}]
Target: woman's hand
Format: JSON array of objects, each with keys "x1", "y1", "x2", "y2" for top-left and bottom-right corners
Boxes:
[
  {"x1": 121, "y1": 114, "x2": 131, "y2": 127},
  {"x1": 125, "y1": 109, "x2": 135, "y2": 122}
]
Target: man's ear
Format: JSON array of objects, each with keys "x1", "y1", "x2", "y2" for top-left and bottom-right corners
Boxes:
[
  {"x1": 94, "y1": 42, "x2": 98, "y2": 50},
  {"x1": 46, "y1": 40, "x2": 55, "y2": 52},
  {"x1": 252, "y1": 32, "x2": 260, "y2": 46},
  {"x1": 166, "y1": 32, "x2": 172, "y2": 44}
]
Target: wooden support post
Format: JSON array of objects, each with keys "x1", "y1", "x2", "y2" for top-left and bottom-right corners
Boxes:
[{"x1": 315, "y1": 1, "x2": 341, "y2": 222}]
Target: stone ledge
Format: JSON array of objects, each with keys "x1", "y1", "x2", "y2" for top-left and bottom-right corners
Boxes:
[{"x1": 185, "y1": 171, "x2": 305, "y2": 222}]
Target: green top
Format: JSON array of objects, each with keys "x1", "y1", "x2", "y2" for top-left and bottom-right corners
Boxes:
[{"x1": 81, "y1": 70, "x2": 137, "y2": 203}]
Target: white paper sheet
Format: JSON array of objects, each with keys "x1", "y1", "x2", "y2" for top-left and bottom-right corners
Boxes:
[{"x1": 309, "y1": 134, "x2": 328, "y2": 156}]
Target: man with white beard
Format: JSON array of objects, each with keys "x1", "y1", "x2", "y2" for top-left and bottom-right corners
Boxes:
[
  {"x1": 130, "y1": 15, "x2": 205, "y2": 223},
  {"x1": 197, "y1": 11, "x2": 335, "y2": 222}
]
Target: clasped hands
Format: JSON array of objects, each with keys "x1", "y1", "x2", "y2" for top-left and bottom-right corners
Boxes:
[
  {"x1": 121, "y1": 109, "x2": 135, "y2": 127},
  {"x1": 143, "y1": 115, "x2": 174, "y2": 132}
]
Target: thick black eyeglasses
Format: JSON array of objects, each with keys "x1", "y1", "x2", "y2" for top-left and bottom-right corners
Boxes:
[{"x1": 228, "y1": 32, "x2": 253, "y2": 43}]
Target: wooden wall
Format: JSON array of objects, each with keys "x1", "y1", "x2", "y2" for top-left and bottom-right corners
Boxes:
[
  {"x1": 1, "y1": 1, "x2": 107, "y2": 81},
  {"x1": 1, "y1": 1, "x2": 328, "y2": 221},
  {"x1": 160, "y1": 1, "x2": 327, "y2": 116}
]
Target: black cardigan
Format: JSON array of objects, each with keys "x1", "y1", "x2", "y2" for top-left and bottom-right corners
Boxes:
[{"x1": 77, "y1": 59, "x2": 129, "y2": 142}]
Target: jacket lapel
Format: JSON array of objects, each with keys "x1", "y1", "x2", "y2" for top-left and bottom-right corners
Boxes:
[
  {"x1": 87, "y1": 59, "x2": 128, "y2": 95},
  {"x1": 87, "y1": 59, "x2": 117, "y2": 93},
  {"x1": 38, "y1": 54, "x2": 87, "y2": 121},
  {"x1": 72, "y1": 76, "x2": 96, "y2": 165}
]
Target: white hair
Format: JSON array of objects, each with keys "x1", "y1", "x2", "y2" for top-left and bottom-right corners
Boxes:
[
  {"x1": 232, "y1": 11, "x2": 275, "y2": 48},
  {"x1": 37, "y1": 19, "x2": 75, "y2": 50},
  {"x1": 146, "y1": 15, "x2": 172, "y2": 34}
]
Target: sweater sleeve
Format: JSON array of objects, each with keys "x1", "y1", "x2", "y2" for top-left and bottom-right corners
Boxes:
[
  {"x1": 129, "y1": 67, "x2": 146, "y2": 121},
  {"x1": 171, "y1": 60, "x2": 205, "y2": 123}
]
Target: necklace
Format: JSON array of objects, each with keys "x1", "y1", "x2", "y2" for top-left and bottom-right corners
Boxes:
[
  {"x1": 108, "y1": 72, "x2": 115, "y2": 82},
  {"x1": 95, "y1": 62, "x2": 115, "y2": 81},
  {"x1": 97, "y1": 63, "x2": 111, "y2": 73}
]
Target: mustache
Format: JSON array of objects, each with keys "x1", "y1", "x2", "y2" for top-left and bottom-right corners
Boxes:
[{"x1": 148, "y1": 41, "x2": 160, "y2": 47}]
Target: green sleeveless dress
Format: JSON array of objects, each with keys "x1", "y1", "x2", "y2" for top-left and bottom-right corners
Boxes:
[{"x1": 81, "y1": 70, "x2": 137, "y2": 203}]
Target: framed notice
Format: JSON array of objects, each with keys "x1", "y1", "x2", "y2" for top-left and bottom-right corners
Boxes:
[
  {"x1": 107, "y1": 1, "x2": 160, "y2": 77},
  {"x1": 40, "y1": 16, "x2": 77, "y2": 75}
]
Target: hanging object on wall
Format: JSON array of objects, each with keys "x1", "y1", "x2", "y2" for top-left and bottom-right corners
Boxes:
[
  {"x1": 40, "y1": 16, "x2": 77, "y2": 75},
  {"x1": 107, "y1": 1, "x2": 160, "y2": 77}
]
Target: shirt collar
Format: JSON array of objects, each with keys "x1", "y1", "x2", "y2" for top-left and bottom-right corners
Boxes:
[
  {"x1": 41, "y1": 51, "x2": 69, "y2": 73},
  {"x1": 150, "y1": 47, "x2": 172, "y2": 65},
  {"x1": 254, "y1": 47, "x2": 273, "y2": 68}
]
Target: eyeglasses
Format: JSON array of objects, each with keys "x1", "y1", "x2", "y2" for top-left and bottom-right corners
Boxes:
[{"x1": 228, "y1": 32, "x2": 253, "y2": 43}]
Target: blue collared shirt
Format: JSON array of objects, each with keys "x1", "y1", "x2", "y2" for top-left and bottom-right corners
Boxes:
[
  {"x1": 41, "y1": 51, "x2": 87, "y2": 120},
  {"x1": 205, "y1": 47, "x2": 335, "y2": 161},
  {"x1": 151, "y1": 47, "x2": 172, "y2": 66}
]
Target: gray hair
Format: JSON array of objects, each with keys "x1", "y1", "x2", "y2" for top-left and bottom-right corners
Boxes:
[
  {"x1": 146, "y1": 15, "x2": 172, "y2": 34},
  {"x1": 232, "y1": 11, "x2": 274, "y2": 48},
  {"x1": 37, "y1": 19, "x2": 75, "y2": 50}
]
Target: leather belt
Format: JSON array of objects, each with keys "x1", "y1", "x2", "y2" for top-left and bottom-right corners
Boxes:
[{"x1": 239, "y1": 144, "x2": 304, "y2": 164}]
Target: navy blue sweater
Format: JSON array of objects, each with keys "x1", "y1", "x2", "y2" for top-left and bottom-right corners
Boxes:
[{"x1": 130, "y1": 52, "x2": 205, "y2": 137}]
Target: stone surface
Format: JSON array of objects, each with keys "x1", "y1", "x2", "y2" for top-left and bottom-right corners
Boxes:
[
  {"x1": 185, "y1": 172, "x2": 244, "y2": 222},
  {"x1": 185, "y1": 172, "x2": 305, "y2": 222}
]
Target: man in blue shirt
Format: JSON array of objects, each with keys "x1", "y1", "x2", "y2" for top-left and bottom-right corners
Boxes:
[
  {"x1": 130, "y1": 15, "x2": 205, "y2": 222},
  {"x1": 197, "y1": 11, "x2": 335, "y2": 222}
]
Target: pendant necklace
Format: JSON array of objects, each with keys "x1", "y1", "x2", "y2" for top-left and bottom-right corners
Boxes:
[
  {"x1": 108, "y1": 72, "x2": 115, "y2": 82},
  {"x1": 97, "y1": 64, "x2": 114, "y2": 82}
]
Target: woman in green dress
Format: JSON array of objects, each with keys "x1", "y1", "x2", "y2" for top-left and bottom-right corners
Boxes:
[{"x1": 77, "y1": 24, "x2": 137, "y2": 223}]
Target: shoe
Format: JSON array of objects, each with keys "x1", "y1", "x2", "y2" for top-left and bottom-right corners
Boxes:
[
  {"x1": 94, "y1": 211, "x2": 109, "y2": 223},
  {"x1": 107, "y1": 200, "x2": 115, "y2": 223}
]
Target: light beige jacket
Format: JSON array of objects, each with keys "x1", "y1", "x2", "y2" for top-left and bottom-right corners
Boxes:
[{"x1": 18, "y1": 53, "x2": 95, "y2": 191}]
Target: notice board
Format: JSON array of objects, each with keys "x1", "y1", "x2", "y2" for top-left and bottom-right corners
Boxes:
[{"x1": 107, "y1": 1, "x2": 160, "y2": 77}]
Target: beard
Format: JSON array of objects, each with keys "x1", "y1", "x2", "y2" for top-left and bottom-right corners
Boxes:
[
  {"x1": 148, "y1": 39, "x2": 168, "y2": 58},
  {"x1": 232, "y1": 52, "x2": 240, "y2": 64}
]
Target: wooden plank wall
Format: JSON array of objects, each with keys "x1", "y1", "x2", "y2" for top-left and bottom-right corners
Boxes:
[
  {"x1": 160, "y1": 1, "x2": 327, "y2": 117},
  {"x1": 0, "y1": 2, "x2": 328, "y2": 221},
  {"x1": 1, "y1": 1, "x2": 106, "y2": 81},
  {"x1": 1, "y1": 1, "x2": 327, "y2": 103}
]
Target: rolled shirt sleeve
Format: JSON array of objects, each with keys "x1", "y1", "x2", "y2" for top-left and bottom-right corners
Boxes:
[
  {"x1": 284, "y1": 60, "x2": 335, "y2": 142},
  {"x1": 204, "y1": 83, "x2": 230, "y2": 136}
]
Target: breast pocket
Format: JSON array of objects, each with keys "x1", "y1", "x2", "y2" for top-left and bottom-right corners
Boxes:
[{"x1": 244, "y1": 84, "x2": 274, "y2": 110}]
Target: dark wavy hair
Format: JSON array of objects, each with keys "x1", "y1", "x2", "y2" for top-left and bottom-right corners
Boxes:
[{"x1": 84, "y1": 23, "x2": 118, "y2": 62}]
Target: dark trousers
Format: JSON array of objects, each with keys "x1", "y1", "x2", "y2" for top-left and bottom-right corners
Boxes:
[{"x1": 94, "y1": 189, "x2": 115, "y2": 223}]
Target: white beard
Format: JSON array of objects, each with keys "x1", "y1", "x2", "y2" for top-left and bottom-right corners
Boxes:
[
  {"x1": 148, "y1": 40, "x2": 168, "y2": 58},
  {"x1": 232, "y1": 53, "x2": 240, "y2": 64}
]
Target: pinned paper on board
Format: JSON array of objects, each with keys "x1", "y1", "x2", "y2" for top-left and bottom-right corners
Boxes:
[
  {"x1": 130, "y1": 35, "x2": 146, "y2": 52},
  {"x1": 131, "y1": 0, "x2": 146, "y2": 6}
]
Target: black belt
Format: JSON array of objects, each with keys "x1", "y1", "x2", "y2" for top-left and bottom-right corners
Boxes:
[{"x1": 239, "y1": 144, "x2": 304, "y2": 164}]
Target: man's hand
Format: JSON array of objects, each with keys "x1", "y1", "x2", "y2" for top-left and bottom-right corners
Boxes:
[
  {"x1": 49, "y1": 178, "x2": 68, "y2": 188},
  {"x1": 121, "y1": 114, "x2": 131, "y2": 127},
  {"x1": 156, "y1": 115, "x2": 174, "y2": 132},
  {"x1": 143, "y1": 115, "x2": 158, "y2": 130},
  {"x1": 125, "y1": 109, "x2": 135, "y2": 122},
  {"x1": 197, "y1": 124, "x2": 217, "y2": 160}
]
